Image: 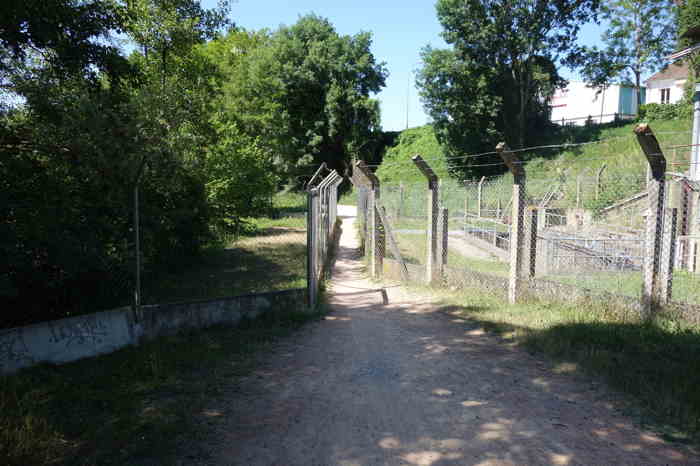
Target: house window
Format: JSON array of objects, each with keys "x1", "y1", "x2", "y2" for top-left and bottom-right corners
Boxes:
[{"x1": 661, "y1": 88, "x2": 671, "y2": 104}]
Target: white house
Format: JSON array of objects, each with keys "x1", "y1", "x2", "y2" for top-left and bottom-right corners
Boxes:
[
  {"x1": 644, "y1": 61, "x2": 688, "y2": 105},
  {"x1": 550, "y1": 82, "x2": 643, "y2": 126}
]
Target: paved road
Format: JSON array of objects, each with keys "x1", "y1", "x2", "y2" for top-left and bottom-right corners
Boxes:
[{"x1": 192, "y1": 206, "x2": 695, "y2": 465}]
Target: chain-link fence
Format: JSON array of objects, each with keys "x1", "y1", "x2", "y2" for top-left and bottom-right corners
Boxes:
[{"x1": 356, "y1": 126, "x2": 700, "y2": 319}]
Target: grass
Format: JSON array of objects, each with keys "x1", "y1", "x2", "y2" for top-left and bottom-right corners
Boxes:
[
  {"x1": 403, "y1": 281, "x2": 700, "y2": 445},
  {"x1": 143, "y1": 191, "x2": 308, "y2": 305},
  {"x1": 0, "y1": 310, "x2": 319, "y2": 466}
]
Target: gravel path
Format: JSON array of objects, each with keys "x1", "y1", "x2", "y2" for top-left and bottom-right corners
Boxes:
[{"x1": 190, "y1": 206, "x2": 696, "y2": 465}]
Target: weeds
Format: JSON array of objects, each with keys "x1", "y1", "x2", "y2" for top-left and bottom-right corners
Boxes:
[{"x1": 0, "y1": 311, "x2": 317, "y2": 466}]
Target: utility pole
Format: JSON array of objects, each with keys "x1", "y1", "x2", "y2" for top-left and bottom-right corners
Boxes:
[{"x1": 692, "y1": 83, "x2": 700, "y2": 181}]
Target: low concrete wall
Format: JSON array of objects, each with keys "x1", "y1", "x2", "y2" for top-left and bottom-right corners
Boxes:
[{"x1": 0, "y1": 288, "x2": 307, "y2": 374}]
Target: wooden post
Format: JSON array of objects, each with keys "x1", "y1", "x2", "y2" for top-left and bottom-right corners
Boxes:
[
  {"x1": 355, "y1": 161, "x2": 383, "y2": 279},
  {"x1": 477, "y1": 176, "x2": 486, "y2": 218},
  {"x1": 635, "y1": 124, "x2": 667, "y2": 314},
  {"x1": 497, "y1": 142, "x2": 526, "y2": 304},
  {"x1": 659, "y1": 208, "x2": 678, "y2": 304},
  {"x1": 411, "y1": 155, "x2": 439, "y2": 284}
]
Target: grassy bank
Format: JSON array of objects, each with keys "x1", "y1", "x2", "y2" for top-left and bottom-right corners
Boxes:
[
  {"x1": 405, "y1": 282, "x2": 700, "y2": 445},
  {"x1": 0, "y1": 310, "x2": 319, "y2": 466}
]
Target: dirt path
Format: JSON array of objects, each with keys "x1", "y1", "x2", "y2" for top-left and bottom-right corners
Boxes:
[{"x1": 190, "y1": 206, "x2": 696, "y2": 465}]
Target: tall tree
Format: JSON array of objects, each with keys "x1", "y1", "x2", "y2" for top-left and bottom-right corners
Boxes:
[
  {"x1": 576, "y1": 0, "x2": 677, "y2": 107},
  {"x1": 417, "y1": 0, "x2": 598, "y2": 175},
  {"x1": 209, "y1": 16, "x2": 387, "y2": 185}
]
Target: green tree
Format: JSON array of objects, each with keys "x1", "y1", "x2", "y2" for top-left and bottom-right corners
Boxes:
[
  {"x1": 575, "y1": 0, "x2": 677, "y2": 108},
  {"x1": 0, "y1": 0, "x2": 230, "y2": 324},
  {"x1": 678, "y1": 0, "x2": 700, "y2": 94},
  {"x1": 209, "y1": 16, "x2": 387, "y2": 185},
  {"x1": 417, "y1": 0, "x2": 598, "y2": 177}
]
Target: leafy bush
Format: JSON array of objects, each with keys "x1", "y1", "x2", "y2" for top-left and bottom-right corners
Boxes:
[
  {"x1": 375, "y1": 125, "x2": 452, "y2": 183},
  {"x1": 637, "y1": 102, "x2": 692, "y2": 122}
]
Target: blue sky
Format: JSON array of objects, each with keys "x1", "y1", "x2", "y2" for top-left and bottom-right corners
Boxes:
[{"x1": 206, "y1": 0, "x2": 607, "y2": 131}]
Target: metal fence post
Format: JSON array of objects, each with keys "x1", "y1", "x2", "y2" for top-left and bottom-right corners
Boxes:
[
  {"x1": 307, "y1": 189, "x2": 319, "y2": 309},
  {"x1": 411, "y1": 155, "x2": 440, "y2": 284},
  {"x1": 477, "y1": 176, "x2": 485, "y2": 218},
  {"x1": 497, "y1": 142, "x2": 526, "y2": 304},
  {"x1": 134, "y1": 184, "x2": 141, "y2": 317},
  {"x1": 356, "y1": 161, "x2": 383, "y2": 279},
  {"x1": 634, "y1": 124, "x2": 667, "y2": 314}
]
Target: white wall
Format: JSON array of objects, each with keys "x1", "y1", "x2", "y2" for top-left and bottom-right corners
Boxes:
[
  {"x1": 550, "y1": 82, "x2": 625, "y2": 126},
  {"x1": 645, "y1": 78, "x2": 686, "y2": 105}
]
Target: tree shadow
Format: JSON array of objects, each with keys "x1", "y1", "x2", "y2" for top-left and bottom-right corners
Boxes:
[
  {"x1": 142, "y1": 242, "x2": 307, "y2": 305},
  {"x1": 436, "y1": 298, "x2": 700, "y2": 445}
]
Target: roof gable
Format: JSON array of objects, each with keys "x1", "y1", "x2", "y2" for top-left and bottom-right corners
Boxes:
[{"x1": 646, "y1": 62, "x2": 689, "y2": 83}]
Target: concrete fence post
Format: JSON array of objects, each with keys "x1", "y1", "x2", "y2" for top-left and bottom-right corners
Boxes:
[
  {"x1": 497, "y1": 142, "x2": 527, "y2": 304},
  {"x1": 411, "y1": 155, "x2": 440, "y2": 284},
  {"x1": 634, "y1": 124, "x2": 668, "y2": 314}
]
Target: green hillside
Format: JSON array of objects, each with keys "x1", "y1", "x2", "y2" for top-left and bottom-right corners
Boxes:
[
  {"x1": 374, "y1": 118, "x2": 693, "y2": 212},
  {"x1": 375, "y1": 125, "x2": 452, "y2": 183}
]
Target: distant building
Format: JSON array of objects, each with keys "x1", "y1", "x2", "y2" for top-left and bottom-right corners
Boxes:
[
  {"x1": 549, "y1": 82, "x2": 644, "y2": 126},
  {"x1": 644, "y1": 61, "x2": 689, "y2": 105}
]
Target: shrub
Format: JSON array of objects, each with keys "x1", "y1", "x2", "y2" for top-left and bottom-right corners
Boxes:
[{"x1": 637, "y1": 102, "x2": 692, "y2": 122}]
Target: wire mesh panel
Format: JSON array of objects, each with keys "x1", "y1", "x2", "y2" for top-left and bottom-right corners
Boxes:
[
  {"x1": 379, "y1": 182, "x2": 429, "y2": 268},
  {"x1": 524, "y1": 172, "x2": 646, "y2": 301},
  {"x1": 672, "y1": 182, "x2": 700, "y2": 308},
  {"x1": 444, "y1": 177, "x2": 511, "y2": 281}
]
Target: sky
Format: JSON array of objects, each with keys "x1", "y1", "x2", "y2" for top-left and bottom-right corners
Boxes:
[{"x1": 207, "y1": 0, "x2": 608, "y2": 132}]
